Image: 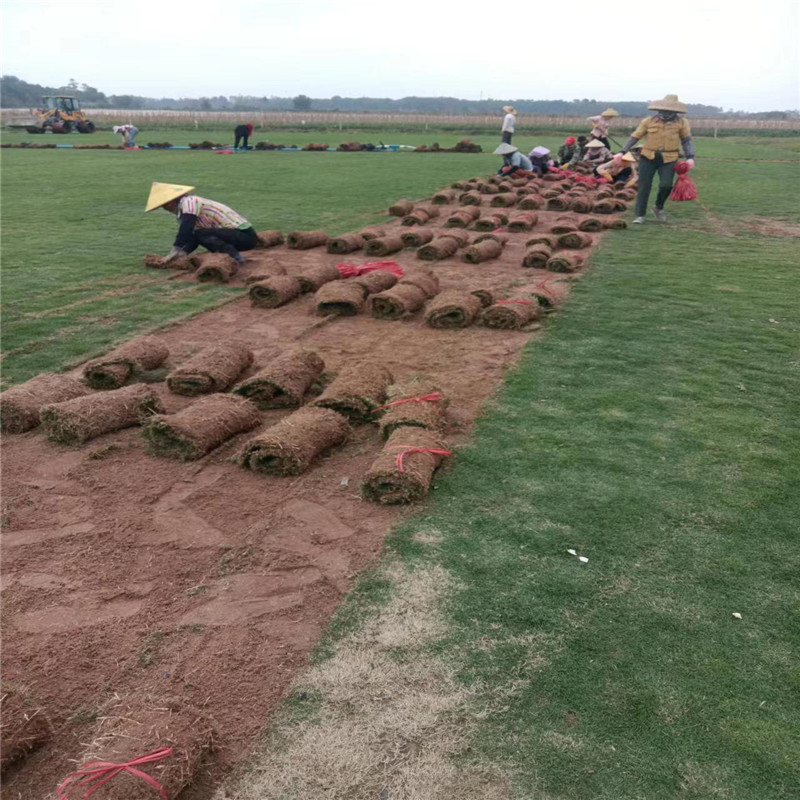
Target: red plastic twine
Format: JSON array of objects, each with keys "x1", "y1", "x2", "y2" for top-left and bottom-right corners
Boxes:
[
  {"x1": 57, "y1": 747, "x2": 174, "y2": 799},
  {"x1": 393, "y1": 447, "x2": 452, "y2": 472},
  {"x1": 371, "y1": 392, "x2": 444, "y2": 413},
  {"x1": 533, "y1": 275, "x2": 558, "y2": 297},
  {"x1": 335, "y1": 260, "x2": 405, "y2": 278}
]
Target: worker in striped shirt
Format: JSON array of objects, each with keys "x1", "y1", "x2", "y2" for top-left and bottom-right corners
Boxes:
[{"x1": 145, "y1": 182, "x2": 258, "y2": 265}]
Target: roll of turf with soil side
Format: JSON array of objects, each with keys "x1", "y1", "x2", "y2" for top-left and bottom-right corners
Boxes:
[
  {"x1": 445, "y1": 208, "x2": 480, "y2": 228},
  {"x1": 432, "y1": 189, "x2": 455, "y2": 204},
  {"x1": 314, "y1": 280, "x2": 366, "y2": 316},
  {"x1": 376, "y1": 378, "x2": 446, "y2": 439},
  {"x1": 195, "y1": 253, "x2": 238, "y2": 283},
  {"x1": 401, "y1": 228, "x2": 435, "y2": 247},
  {"x1": 364, "y1": 236, "x2": 405, "y2": 257},
  {"x1": 472, "y1": 213, "x2": 508, "y2": 232},
  {"x1": 296, "y1": 263, "x2": 342, "y2": 293},
  {"x1": 370, "y1": 284, "x2": 428, "y2": 319},
  {"x1": 83, "y1": 336, "x2": 169, "y2": 390},
  {"x1": 471, "y1": 288, "x2": 495, "y2": 307},
  {"x1": 287, "y1": 231, "x2": 329, "y2": 249},
  {"x1": 1, "y1": 374, "x2": 90, "y2": 433},
  {"x1": 416, "y1": 238, "x2": 456, "y2": 261},
  {"x1": 550, "y1": 216, "x2": 579, "y2": 234},
  {"x1": 462, "y1": 239, "x2": 504, "y2": 264},
  {"x1": 425, "y1": 291, "x2": 483, "y2": 328},
  {"x1": 507, "y1": 212, "x2": 537, "y2": 232},
  {"x1": 473, "y1": 232, "x2": 509, "y2": 247},
  {"x1": 592, "y1": 200, "x2": 616, "y2": 214},
  {"x1": 440, "y1": 229, "x2": 470, "y2": 246},
  {"x1": 40, "y1": 383, "x2": 163, "y2": 445},
  {"x1": 361, "y1": 427, "x2": 450, "y2": 505},
  {"x1": 239, "y1": 406, "x2": 349, "y2": 476},
  {"x1": 604, "y1": 218, "x2": 628, "y2": 229},
  {"x1": 359, "y1": 226, "x2": 387, "y2": 240},
  {"x1": 388, "y1": 199, "x2": 414, "y2": 216},
  {"x1": 489, "y1": 193, "x2": 518, "y2": 208},
  {"x1": 352, "y1": 269, "x2": 399, "y2": 295},
  {"x1": 144, "y1": 393, "x2": 261, "y2": 459},
  {"x1": 143, "y1": 253, "x2": 195, "y2": 270},
  {"x1": 558, "y1": 231, "x2": 593, "y2": 249},
  {"x1": 517, "y1": 195, "x2": 544, "y2": 210},
  {"x1": 167, "y1": 342, "x2": 253, "y2": 395},
  {"x1": 399, "y1": 270, "x2": 439, "y2": 298},
  {"x1": 569, "y1": 196, "x2": 594, "y2": 214},
  {"x1": 249, "y1": 275, "x2": 302, "y2": 308},
  {"x1": 401, "y1": 209, "x2": 432, "y2": 226},
  {"x1": 256, "y1": 230, "x2": 285, "y2": 248},
  {"x1": 546, "y1": 252, "x2": 585, "y2": 272},
  {"x1": 522, "y1": 244, "x2": 553, "y2": 268},
  {"x1": 578, "y1": 217, "x2": 605, "y2": 232},
  {"x1": 244, "y1": 263, "x2": 287, "y2": 284},
  {"x1": 326, "y1": 233, "x2": 365, "y2": 254},
  {"x1": 233, "y1": 348, "x2": 324, "y2": 408},
  {"x1": 481, "y1": 299, "x2": 542, "y2": 329},
  {"x1": 458, "y1": 191, "x2": 483, "y2": 206},
  {"x1": 526, "y1": 233, "x2": 558, "y2": 249},
  {"x1": 311, "y1": 361, "x2": 393, "y2": 422}
]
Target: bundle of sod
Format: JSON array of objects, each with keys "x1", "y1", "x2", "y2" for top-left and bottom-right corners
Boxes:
[
  {"x1": 296, "y1": 263, "x2": 341, "y2": 293},
  {"x1": 497, "y1": 181, "x2": 514, "y2": 193},
  {"x1": 352, "y1": 269, "x2": 399, "y2": 295},
  {"x1": 432, "y1": 189, "x2": 455, "y2": 204},
  {"x1": 522, "y1": 244, "x2": 553, "y2": 268},
  {"x1": 416, "y1": 237, "x2": 456, "y2": 260},
  {"x1": 326, "y1": 233, "x2": 365, "y2": 254},
  {"x1": 613, "y1": 199, "x2": 628, "y2": 211},
  {"x1": 489, "y1": 193, "x2": 517, "y2": 208},
  {"x1": 578, "y1": 217, "x2": 605, "y2": 232},
  {"x1": 360, "y1": 226, "x2": 387, "y2": 240},
  {"x1": 546, "y1": 252, "x2": 585, "y2": 272},
  {"x1": 546, "y1": 196, "x2": 571, "y2": 211},
  {"x1": 481, "y1": 298, "x2": 541, "y2": 329},
  {"x1": 462, "y1": 239, "x2": 504, "y2": 264},
  {"x1": 60, "y1": 698, "x2": 213, "y2": 800},
  {"x1": 401, "y1": 208, "x2": 433, "y2": 226},
  {"x1": 239, "y1": 406, "x2": 349, "y2": 476},
  {"x1": 144, "y1": 394, "x2": 261, "y2": 459},
  {"x1": 558, "y1": 231, "x2": 593, "y2": 249},
  {"x1": 376, "y1": 378, "x2": 446, "y2": 439},
  {"x1": 233, "y1": 348, "x2": 324, "y2": 408},
  {"x1": 388, "y1": 199, "x2": 414, "y2": 216},
  {"x1": 314, "y1": 280, "x2": 366, "y2": 316},
  {"x1": 471, "y1": 288, "x2": 495, "y2": 307},
  {"x1": 311, "y1": 361, "x2": 393, "y2": 422},
  {"x1": 40, "y1": 384, "x2": 163, "y2": 445},
  {"x1": 595, "y1": 188, "x2": 614, "y2": 199},
  {"x1": 286, "y1": 231, "x2": 329, "y2": 250},
  {"x1": 400, "y1": 228, "x2": 435, "y2": 247},
  {"x1": 256, "y1": 230, "x2": 285, "y2": 248},
  {"x1": 569, "y1": 196, "x2": 594, "y2": 213},
  {"x1": 1, "y1": 374, "x2": 90, "y2": 433},
  {"x1": 540, "y1": 189, "x2": 562, "y2": 200},
  {"x1": 399, "y1": 270, "x2": 439, "y2": 298},
  {"x1": 473, "y1": 232, "x2": 509, "y2": 247},
  {"x1": 517, "y1": 195, "x2": 544, "y2": 210},
  {"x1": 473, "y1": 213, "x2": 508, "y2": 231},
  {"x1": 244, "y1": 263, "x2": 286, "y2": 284},
  {"x1": 364, "y1": 236, "x2": 405, "y2": 256},
  {"x1": 604, "y1": 218, "x2": 628, "y2": 230},
  {"x1": 440, "y1": 229, "x2": 470, "y2": 247},
  {"x1": 167, "y1": 342, "x2": 253, "y2": 395},
  {"x1": 592, "y1": 199, "x2": 616, "y2": 214},
  {"x1": 550, "y1": 216, "x2": 578, "y2": 234},
  {"x1": 83, "y1": 336, "x2": 169, "y2": 390},
  {"x1": 526, "y1": 233, "x2": 558, "y2": 249},
  {"x1": 458, "y1": 191, "x2": 483, "y2": 206},
  {"x1": 445, "y1": 208, "x2": 480, "y2": 228},
  {"x1": 478, "y1": 183, "x2": 499, "y2": 195},
  {"x1": 507, "y1": 212, "x2": 537, "y2": 232},
  {"x1": 361, "y1": 427, "x2": 450, "y2": 505},
  {"x1": 371, "y1": 284, "x2": 427, "y2": 318},
  {"x1": 425, "y1": 290, "x2": 483, "y2": 328},
  {"x1": 249, "y1": 275, "x2": 302, "y2": 308},
  {"x1": 0, "y1": 688, "x2": 52, "y2": 771},
  {"x1": 143, "y1": 253, "x2": 195, "y2": 270},
  {"x1": 195, "y1": 253, "x2": 238, "y2": 283}
]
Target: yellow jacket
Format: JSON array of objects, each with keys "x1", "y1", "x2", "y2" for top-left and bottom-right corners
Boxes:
[{"x1": 630, "y1": 116, "x2": 691, "y2": 163}]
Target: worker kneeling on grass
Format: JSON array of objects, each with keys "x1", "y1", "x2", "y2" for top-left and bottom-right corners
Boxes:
[{"x1": 145, "y1": 182, "x2": 258, "y2": 266}]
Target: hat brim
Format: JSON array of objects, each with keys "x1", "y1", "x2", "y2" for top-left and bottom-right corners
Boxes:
[{"x1": 648, "y1": 99, "x2": 688, "y2": 113}]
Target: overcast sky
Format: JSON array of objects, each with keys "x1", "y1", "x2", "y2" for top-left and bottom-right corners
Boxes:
[{"x1": 1, "y1": 0, "x2": 798, "y2": 112}]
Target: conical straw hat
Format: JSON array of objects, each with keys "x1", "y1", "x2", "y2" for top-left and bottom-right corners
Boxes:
[
  {"x1": 502, "y1": 105, "x2": 516, "y2": 114},
  {"x1": 601, "y1": 107, "x2": 619, "y2": 117},
  {"x1": 145, "y1": 182, "x2": 195, "y2": 212},
  {"x1": 493, "y1": 143, "x2": 518, "y2": 155},
  {"x1": 647, "y1": 94, "x2": 688, "y2": 113},
  {"x1": 621, "y1": 152, "x2": 636, "y2": 162},
  {"x1": 585, "y1": 139, "x2": 606, "y2": 148}
]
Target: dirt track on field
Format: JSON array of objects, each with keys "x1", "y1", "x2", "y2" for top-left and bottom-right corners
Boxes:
[{"x1": 1, "y1": 190, "x2": 611, "y2": 798}]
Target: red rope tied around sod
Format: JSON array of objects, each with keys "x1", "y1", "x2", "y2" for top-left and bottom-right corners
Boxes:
[
  {"x1": 391, "y1": 446, "x2": 452, "y2": 472},
  {"x1": 496, "y1": 299, "x2": 534, "y2": 306},
  {"x1": 533, "y1": 275, "x2": 558, "y2": 298},
  {"x1": 371, "y1": 392, "x2": 444, "y2": 413},
  {"x1": 335, "y1": 260, "x2": 405, "y2": 279},
  {"x1": 57, "y1": 747, "x2": 174, "y2": 799}
]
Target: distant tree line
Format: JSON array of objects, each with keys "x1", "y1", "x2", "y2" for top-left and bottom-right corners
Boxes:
[{"x1": 2, "y1": 75, "x2": 797, "y2": 119}]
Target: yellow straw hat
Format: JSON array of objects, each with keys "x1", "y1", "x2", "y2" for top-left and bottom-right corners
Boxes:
[
  {"x1": 648, "y1": 94, "x2": 688, "y2": 113},
  {"x1": 621, "y1": 152, "x2": 636, "y2": 162},
  {"x1": 502, "y1": 105, "x2": 516, "y2": 114},
  {"x1": 145, "y1": 182, "x2": 195, "y2": 212},
  {"x1": 601, "y1": 107, "x2": 619, "y2": 117},
  {"x1": 585, "y1": 139, "x2": 606, "y2": 148}
]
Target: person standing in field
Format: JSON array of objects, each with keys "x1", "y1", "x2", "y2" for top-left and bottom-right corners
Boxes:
[
  {"x1": 234, "y1": 123, "x2": 254, "y2": 150},
  {"x1": 113, "y1": 124, "x2": 139, "y2": 147},
  {"x1": 614, "y1": 94, "x2": 696, "y2": 223},
  {"x1": 501, "y1": 106, "x2": 516, "y2": 144},
  {"x1": 145, "y1": 182, "x2": 258, "y2": 265},
  {"x1": 587, "y1": 108, "x2": 618, "y2": 148}
]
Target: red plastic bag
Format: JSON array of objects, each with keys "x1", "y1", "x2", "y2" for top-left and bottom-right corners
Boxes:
[{"x1": 670, "y1": 161, "x2": 697, "y2": 201}]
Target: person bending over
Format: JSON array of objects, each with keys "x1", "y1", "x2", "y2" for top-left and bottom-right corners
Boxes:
[
  {"x1": 494, "y1": 143, "x2": 532, "y2": 175},
  {"x1": 234, "y1": 123, "x2": 254, "y2": 150}
]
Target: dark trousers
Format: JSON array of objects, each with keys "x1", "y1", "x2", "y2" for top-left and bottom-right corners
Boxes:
[
  {"x1": 234, "y1": 134, "x2": 249, "y2": 149},
  {"x1": 635, "y1": 154, "x2": 676, "y2": 216},
  {"x1": 183, "y1": 226, "x2": 258, "y2": 258},
  {"x1": 501, "y1": 131, "x2": 512, "y2": 144}
]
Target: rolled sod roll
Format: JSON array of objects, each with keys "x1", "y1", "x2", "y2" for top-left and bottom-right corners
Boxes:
[
  {"x1": 432, "y1": 189, "x2": 455, "y2": 204},
  {"x1": 425, "y1": 291, "x2": 482, "y2": 329},
  {"x1": 613, "y1": 199, "x2": 628, "y2": 211},
  {"x1": 546, "y1": 252, "x2": 585, "y2": 272},
  {"x1": 497, "y1": 181, "x2": 514, "y2": 193},
  {"x1": 517, "y1": 194, "x2": 544, "y2": 210},
  {"x1": 417, "y1": 237, "x2": 458, "y2": 261},
  {"x1": 83, "y1": 336, "x2": 169, "y2": 390},
  {"x1": 244, "y1": 263, "x2": 287, "y2": 283},
  {"x1": 473, "y1": 232, "x2": 509, "y2": 247},
  {"x1": 0, "y1": 689, "x2": 52, "y2": 771},
  {"x1": 592, "y1": 200, "x2": 616, "y2": 214},
  {"x1": 550, "y1": 217, "x2": 578, "y2": 234},
  {"x1": 361, "y1": 427, "x2": 450, "y2": 505},
  {"x1": 352, "y1": 269, "x2": 398, "y2": 295},
  {"x1": 167, "y1": 342, "x2": 253, "y2": 395},
  {"x1": 1, "y1": 374, "x2": 90, "y2": 433},
  {"x1": 489, "y1": 193, "x2": 517, "y2": 208},
  {"x1": 526, "y1": 233, "x2": 558, "y2": 249},
  {"x1": 540, "y1": 189, "x2": 562, "y2": 199},
  {"x1": 507, "y1": 212, "x2": 537, "y2": 232},
  {"x1": 364, "y1": 236, "x2": 405, "y2": 257},
  {"x1": 399, "y1": 270, "x2": 439, "y2": 298},
  {"x1": 461, "y1": 239, "x2": 503, "y2": 264},
  {"x1": 143, "y1": 253, "x2": 194, "y2": 270},
  {"x1": 376, "y1": 379, "x2": 445, "y2": 439},
  {"x1": 311, "y1": 361, "x2": 393, "y2": 422},
  {"x1": 472, "y1": 214, "x2": 508, "y2": 231},
  {"x1": 471, "y1": 288, "x2": 495, "y2": 307},
  {"x1": 287, "y1": 230, "x2": 330, "y2": 249},
  {"x1": 144, "y1": 393, "x2": 261, "y2": 459},
  {"x1": 481, "y1": 299, "x2": 542, "y2": 329},
  {"x1": 40, "y1": 383, "x2": 163, "y2": 445},
  {"x1": 458, "y1": 191, "x2": 483, "y2": 206},
  {"x1": 249, "y1": 275, "x2": 303, "y2": 308},
  {"x1": 233, "y1": 348, "x2": 324, "y2": 408},
  {"x1": 401, "y1": 208, "x2": 432, "y2": 226},
  {"x1": 370, "y1": 284, "x2": 428, "y2": 319},
  {"x1": 359, "y1": 226, "x2": 388, "y2": 240},
  {"x1": 569, "y1": 196, "x2": 594, "y2": 214},
  {"x1": 445, "y1": 208, "x2": 480, "y2": 227},
  {"x1": 327, "y1": 233, "x2": 365, "y2": 254},
  {"x1": 195, "y1": 253, "x2": 238, "y2": 283},
  {"x1": 439, "y1": 228, "x2": 470, "y2": 246},
  {"x1": 296, "y1": 263, "x2": 342, "y2": 293},
  {"x1": 603, "y1": 218, "x2": 628, "y2": 230},
  {"x1": 400, "y1": 228, "x2": 435, "y2": 247},
  {"x1": 315, "y1": 280, "x2": 366, "y2": 316},
  {"x1": 388, "y1": 199, "x2": 414, "y2": 216},
  {"x1": 522, "y1": 244, "x2": 553, "y2": 268},
  {"x1": 546, "y1": 196, "x2": 571, "y2": 211},
  {"x1": 578, "y1": 217, "x2": 605, "y2": 232},
  {"x1": 60, "y1": 699, "x2": 213, "y2": 800},
  {"x1": 558, "y1": 231, "x2": 593, "y2": 249},
  {"x1": 256, "y1": 230, "x2": 285, "y2": 248},
  {"x1": 478, "y1": 182, "x2": 499, "y2": 194},
  {"x1": 239, "y1": 406, "x2": 349, "y2": 476},
  {"x1": 595, "y1": 189, "x2": 614, "y2": 199}
]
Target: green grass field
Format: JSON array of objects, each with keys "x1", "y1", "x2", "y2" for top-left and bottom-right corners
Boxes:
[{"x1": 2, "y1": 131, "x2": 799, "y2": 798}]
